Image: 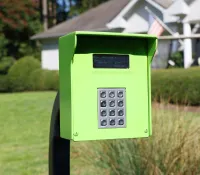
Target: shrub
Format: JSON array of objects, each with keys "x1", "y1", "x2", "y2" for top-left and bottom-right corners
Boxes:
[
  {"x1": 151, "y1": 67, "x2": 200, "y2": 106},
  {"x1": 0, "y1": 75, "x2": 9, "y2": 92},
  {"x1": 29, "y1": 69, "x2": 59, "y2": 91},
  {"x1": 74, "y1": 106, "x2": 200, "y2": 174},
  {"x1": 169, "y1": 51, "x2": 183, "y2": 68},
  {"x1": 29, "y1": 69, "x2": 46, "y2": 90},
  {"x1": 42, "y1": 70, "x2": 59, "y2": 90},
  {"x1": 7, "y1": 56, "x2": 40, "y2": 92},
  {"x1": 0, "y1": 56, "x2": 15, "y2": 74}
]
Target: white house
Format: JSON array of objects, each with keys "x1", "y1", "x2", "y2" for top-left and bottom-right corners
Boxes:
[{"x1": 31, "y1": 0, "x2": 200, "y2": 70}]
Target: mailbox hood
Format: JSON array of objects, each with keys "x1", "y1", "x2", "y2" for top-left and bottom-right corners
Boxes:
[{"x1": 59, "y1": 31, "x2": 157, "y2": 64}]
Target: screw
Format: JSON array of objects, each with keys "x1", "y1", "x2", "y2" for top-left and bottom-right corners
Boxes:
[
  {"x1": 144, "y1": 129, "x2": 148, "y2": 133},
  {"x1": 73, "y1": 132, "x2": 78, "y2": 136}
]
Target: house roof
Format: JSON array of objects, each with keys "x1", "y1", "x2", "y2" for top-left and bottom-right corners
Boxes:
[
  {"x1": 31, "y1": 0, "x2": 130, "y2": 40},
  {"x1": 31, "y1": 0, "x2": 199, "y2": 41}
]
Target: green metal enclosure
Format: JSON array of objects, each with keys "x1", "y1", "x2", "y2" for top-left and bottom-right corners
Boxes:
[{"x1": 59, "y1": 31, "x2": 157, "y2": 141}]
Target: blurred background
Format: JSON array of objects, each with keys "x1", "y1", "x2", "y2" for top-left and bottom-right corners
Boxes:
[{"x1": 0, "y1": 0, "x2": 200, "y2": 174}]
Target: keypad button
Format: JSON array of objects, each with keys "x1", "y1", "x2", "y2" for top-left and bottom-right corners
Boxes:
[
  {"x1": 118, "y1": 109, "x2": 124, "y2": 116},
  {"x1": 100, "y1": 100, "x2": 106, "y2": 107},
  {"x1": 101, "y1": 110, "x2": 107, "y2": 116},
  {"x1": 118, "y1": 91, "x2": 123, "y2": 98},
  {"x1": 109, "y1": 100, "x2": 115, "y2": 107},
  {"x1": 109, "y1": 91, "x2": 115, "y2": 98},
  {"x1": 110, "y1": 119, "x2": 115, "y2": 126},
  {"x1": 100, "y1": 91, "x2": 106, "y2": 98},
  {"x1": 101, "y1": 120, "x2": 107, "y2": 126},
  {"x1": 118, "y1": 100, "x2": 123, "y2": 107},
  {"x1": 109, "y1": 110, "x2": 115, "y2": 116},
  {"x1": 118, "y1": 119, "x2": 124, "y2": 125}
]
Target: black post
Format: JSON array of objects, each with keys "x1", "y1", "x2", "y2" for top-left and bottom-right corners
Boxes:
[{"x1": 49, "y1": 92, "x2": 70, "y2": 175}]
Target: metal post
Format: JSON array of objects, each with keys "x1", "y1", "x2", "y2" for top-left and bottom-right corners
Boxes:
[{"x1": 49, "y1": 92, "x2": 70, "y2": 175}]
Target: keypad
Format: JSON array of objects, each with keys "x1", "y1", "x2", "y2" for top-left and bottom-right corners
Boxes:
[{"x1": 98, "y1": 88, "x2": 126, "y2": 128}]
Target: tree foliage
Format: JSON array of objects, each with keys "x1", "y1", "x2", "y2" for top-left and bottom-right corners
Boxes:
[
  {"x1": 54, "y1": 0, "x2": 109, "y2": 24},
  {"x1": 80, "y1": 0, "x2": 109, "y2": 11},
  {"x1": 69, "y1": 0, "x2": 109, "y2": 16},
  {"x1": 0, "y1": 0, "x2": 42, "y2": 60},
  {"x1": 0, "y1": 0, "x2": 38, "y2": 30},
  {"x1": 0, "y1": 0, "x2": 109, "y2": 74}
]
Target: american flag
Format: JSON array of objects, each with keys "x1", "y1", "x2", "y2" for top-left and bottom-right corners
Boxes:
[{"x1": 148, "y1": 17, "x2": 164, "y2": 36}]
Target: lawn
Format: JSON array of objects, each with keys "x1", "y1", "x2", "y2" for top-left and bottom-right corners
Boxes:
[
  {"x1": 0, "y1": 92, "x2": 200, "y2": 175},
  {"x1": 0, "y1": 92, "x2": 103, "y2": 175},
  {"x1": 0, "y1": 92, "x2": 55, "y2": 175}
]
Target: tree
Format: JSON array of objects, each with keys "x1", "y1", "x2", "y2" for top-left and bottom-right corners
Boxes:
[
  {"x1": 0, "y1": 0, "x2": 39, "y2": 30},
  {"x1": 0, "y1": 0, "x2": 41, "y2": 60},
  {"x1": 0, "y1": 0, "x2": 109, "y2": 62},
  {"x1": 81, "y1": 0, "x2": 109, "y2": 11},
  {"x1": 40, "y1": 0, "x2": 109, "y2": 27},
  {"x1": 69, "y1": 0, "x2": 109, "y2": 16}
]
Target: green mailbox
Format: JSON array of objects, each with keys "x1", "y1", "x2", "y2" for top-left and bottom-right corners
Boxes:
[{"x1": 59, "y1": 31, "x2": 157, "y2": 141}]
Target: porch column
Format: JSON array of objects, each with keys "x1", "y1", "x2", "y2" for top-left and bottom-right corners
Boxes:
[{"x1": 183, "y1": 22, "x2": 192, "y2": 68}]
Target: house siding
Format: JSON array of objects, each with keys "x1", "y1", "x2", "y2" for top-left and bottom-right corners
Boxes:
[
  {"x1": 123, "y1": 1, "x2": 164, "y2": 33},
  {"x1": 41, "y1": 42, "x2": 59, "y2": 70},
  {"x1": 37, "y1": 0, "x2": 200, "y2": 70},
  {"x1": 40, "y1": 38, "x2": 171, "y2": 70},
  {"x1": 152, "y1": 40, "x2": 171, "y2": 69}
]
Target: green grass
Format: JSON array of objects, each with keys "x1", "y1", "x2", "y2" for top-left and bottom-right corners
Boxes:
[
  {"x1": 0, "y1": 92, "x2": 104, "y2": 175},
  {"x1": 0, "y1": 92, "x2": 200, "y2": 175},
  {"x1": 0, "y1": 92, "x2": 55, "y2": 175}
]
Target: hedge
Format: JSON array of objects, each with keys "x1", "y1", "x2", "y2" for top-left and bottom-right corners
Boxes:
[
  {"x1": 0, "y1": 75, "x2": 9, "y2": 92},
  {"x1": 7, "y1": 56, "x2": 41, "y2": 92},
  {"x1": 29, "y1": 69, "x2": 59, "y2": 91},
  {"x1": 151, "y1": 67, "x2": 200, "y2": 106},
  {"x1": 1, "y1": 65, "x2": 200, "y2": 106},
  {"x1": 0, "y1": 69, "x2": 59, "y2": 93}
]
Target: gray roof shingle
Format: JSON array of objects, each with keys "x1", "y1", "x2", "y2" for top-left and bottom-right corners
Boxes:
[{"x1": 31, "y1": 0, "x2": 130, "y2": 40}]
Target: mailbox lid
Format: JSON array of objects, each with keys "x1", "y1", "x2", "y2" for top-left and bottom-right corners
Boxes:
[{"x1": 59, "y1": 31, "x2": 157, "y2": 63}]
